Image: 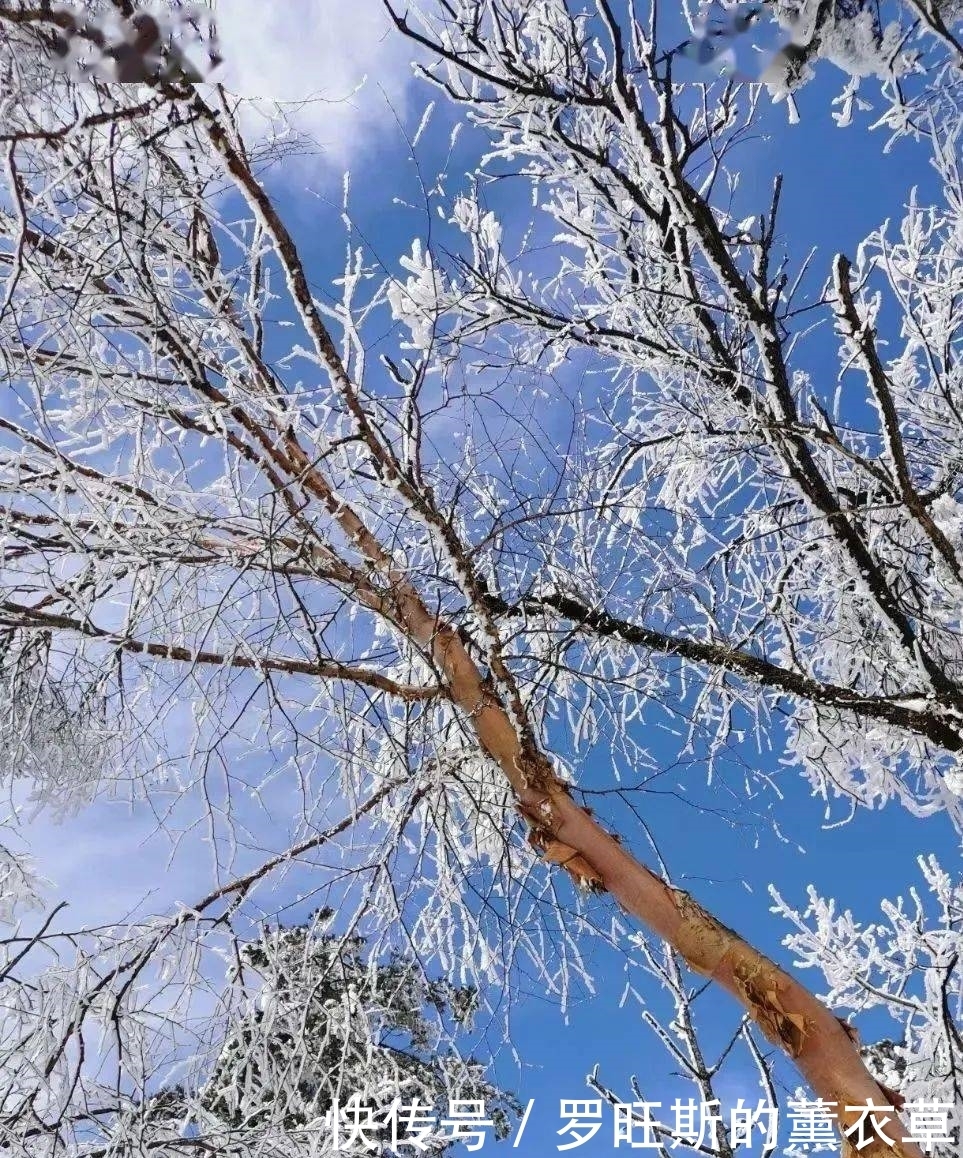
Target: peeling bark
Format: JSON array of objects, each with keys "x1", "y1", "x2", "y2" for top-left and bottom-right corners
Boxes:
[{"x1": 382, "y1": 568, "x2": 924, "y2": 1157}]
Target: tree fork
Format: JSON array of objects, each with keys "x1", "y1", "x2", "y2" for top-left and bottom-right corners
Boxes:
[{"x1": 197, "y1": 111, "x2": 925, "y2": 1155}]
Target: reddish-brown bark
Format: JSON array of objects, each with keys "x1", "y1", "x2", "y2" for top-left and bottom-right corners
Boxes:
[{"x1": 409, "y1": 610, "x2": 923, "y2": 1158}]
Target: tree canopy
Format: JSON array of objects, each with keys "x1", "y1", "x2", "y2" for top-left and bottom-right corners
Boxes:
[{"x1": 0, "y1": 1, "x2": 963, "y2": 1155}]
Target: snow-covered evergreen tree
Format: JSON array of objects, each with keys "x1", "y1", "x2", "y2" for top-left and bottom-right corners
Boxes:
[{"x1": 199, "y1": 914, "x2": 515, "y2": 1149}]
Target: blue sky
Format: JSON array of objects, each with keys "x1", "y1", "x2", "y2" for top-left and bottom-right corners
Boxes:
[{"x1": 19, "y1": 2, "x2": 963, "y2": 1155}]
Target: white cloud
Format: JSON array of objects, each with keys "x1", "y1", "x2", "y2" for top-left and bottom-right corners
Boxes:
[
  {"x1": 213, "y1": 0, "x2": 415, "y2": 166},
  {"x1": 24, "y1": 797, "x2": 212, "y2": 926}
]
